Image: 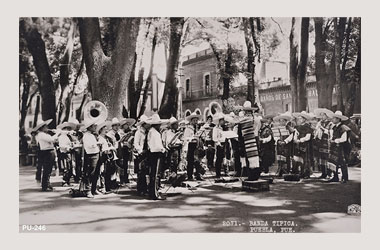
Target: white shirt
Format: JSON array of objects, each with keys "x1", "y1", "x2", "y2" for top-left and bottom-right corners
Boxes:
[
  {"x1": 83, "y1": 132, "x2": 99, "y2": 154},
  {"x1": 58, "y1": 133, "x2": 73, "y2": 153},
  {"x1": 134, "y1": 127, "x2": 146, "y2": 155},
  {"x1": 148, "y1": 127, "x2": 165, "y2": 153},
  {"x1": 162, "y1": 129, "x2": 176, "y2": 148},
  {"x1": 98, "y1": 135, "x2": 111, "y2": 152},
  {"x1": 212, "y1": 125, "x2": 225, "y2": 146},
  {"x1": 36, "y1": 132, "x2": 58, "y2": 151}
]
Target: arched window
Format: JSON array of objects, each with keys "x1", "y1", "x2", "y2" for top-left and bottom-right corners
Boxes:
[
  {"x1": 185, "y1": 109, "x2": 191, "y2": 117},
  {"x1": 203, "y1": 73, "x2": 211, "y2": 95},
  {"x1": 185, "y1": 78, "x2": 191, "y2": 98},
  {"x1": 194, "y1": 108, "x2": 202, "y2": 116}
]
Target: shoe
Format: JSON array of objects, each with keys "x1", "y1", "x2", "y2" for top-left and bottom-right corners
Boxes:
[
  {"x1": 341, "y1": 179, "x2": 348, "y2": 184},
  {"x1": 47, "y1": 186, "x2": 53, "y2": 191},
  {"x1": 327, "y1": 177, "x2": 339, "y2": 183},
  {"x1": 196, "y1": 176, "x2": 204, "y2": 181},
  {"x1": 41, "y1": 188, "x2": 52, "y2": 192},
  {"x1": 318, "y1": 174, "x2": 327, "y2": 179},
  {"x1": 94, "y1": 190, "x2": 103, "y2": 195},
  {"x1": 87, "y1": 192, "x2": 94, "y2": 198}
]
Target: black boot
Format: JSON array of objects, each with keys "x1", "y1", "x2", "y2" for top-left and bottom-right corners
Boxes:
[
  {"x1": 327, "y1": 171, "x2": 339, "y2": 182},
  {"x1": 318, "y1": 165, "x2": 327, "y2": 179}
]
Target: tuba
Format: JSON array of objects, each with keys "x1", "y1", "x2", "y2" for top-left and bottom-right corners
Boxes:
[
  {"x1": 83, "y1": 100, "x2": 108, "y2": 124},
  {"x1": 208, "y1": 101, "x2": 222, "y2": 116}
]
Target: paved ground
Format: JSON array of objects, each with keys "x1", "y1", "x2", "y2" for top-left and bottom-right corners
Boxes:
[{"x1": 19, "y1": 164, "x2": 361, "y2": 233}]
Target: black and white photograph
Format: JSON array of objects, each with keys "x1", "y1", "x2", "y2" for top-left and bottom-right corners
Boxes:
[{"x1": 17, "y1": 14, "x2": 364, "y2": 234}]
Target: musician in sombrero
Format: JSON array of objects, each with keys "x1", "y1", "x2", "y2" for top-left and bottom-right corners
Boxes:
[
  {"x1": 57, "y1": 121, "x2": 76, "y2": 187},
  {"x1": 239, "y1": 101, "x2": 261, "y2": 181},
  {"x1": 273, "y1": 112, "x2": 292, "y2": 177},
  {"x1": 146, "y1": 114, "x2": 166, "y2": 199},
  {"x1": 119, "y1": 118, "x2": 136, "y2": 184},
  {"x1": 327, "y1": 111, "x2": 351, "y2": 183},
  {"x1": 258, "y1": 117, "x2": 275, "y2": 174},
  {"x1": 314, "y1": 108, "x2": 334, "y2": 179},
  {"x1": 184, "y1": 112, "x2": 204, "y2": 181},
  {"x1": 68, "y1": 118, "x2": 83, "y2": 183},
  {"x1": 292, "y1": 111, "x2": 314, "y2": 178},
  {"x1": 162, "y1": 117, "x2": 183, "y2": 173},
  {"x1": 212, "y1": 112, "x2": 226, "y2": 179},
  {"x1": 34, "y1": 119, "x2": 60, "y2": 191},
  {"x1": 134, "y1": 114, "x2": 150, "y2": 195}
]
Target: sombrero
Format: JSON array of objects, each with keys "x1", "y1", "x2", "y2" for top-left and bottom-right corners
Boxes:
[
  {"x1": 57, "y1": 121, "x2": 76, "y2": 130},
  {"x1": 120, "y1": 118, "x2": 136, "y2": 127},
  {"x1": 212, "y1": 112, "x2": 225, "y2": 123},
  {"x1": 263, "y1": 114, "x2": 275, "y2": 120},
  {"x1": 96, "y1": 121, "x2": 111, "y2": 134},
  {"x1": 314, "y1": 108, "x2": 334, "y2": 118},
  {"x1": 242, "y1": 101, "x2": 258, "y2": 111},
  {"x1": 83, "y1": 120, "x2": 98, "y2": 130},
  {"x1": 146, "y1": 114, "x2": 166, "y2": 125},
  {"x1": 33, "y1": 119, "x2": 53, "y2": 132},
  {"x1": 136, "y1": 115, "x2": 149, "y2": 126},
  {"x1": 329, "y1": 110, "x2": 349, "y2": 121},
  {"x1": 273, "y1": 112, "x2": 292, "y2": 122},
  {"x1": 186, "y1": 112, "x2": 202, "y2": 121},
  {"x1": 224, "y1": 112, "x2": 239, "y2": 124},
  {"x1": 293, "y1": 111, "x2": 311, "y2": 120},
  {"x1": 111, "y1": 117, "x2": 120, "y2": 126},
  {"x1": 168, "y1": 117, "x2": 182, "y2": 125}
]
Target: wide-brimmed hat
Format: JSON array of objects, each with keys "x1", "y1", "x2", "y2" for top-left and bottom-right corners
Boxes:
[
  {"x1": 293, "y1": 111, "x2": 311, "y2": 120},
  {"x1": 136, "y1": 114, "x2": 149, "y2": 126},
  {"x1": 83, "y1": 120, "x2": 98, "y2": 130},
  {"x1": 329, "y1": 110, "x2": 349, "y2": 121},
  {"x1": 146, "y1": 114, "x2": 166, "y2": 125},
  {"x1": 263, "y1": 114, "x2": 275, "y2": 120},
  {"x1": 57, "y1": 121, "x2": 76, "y2": 130},
  {"x1": 120, "y1": 118, "x2": 136, "y2": 127},
  {"x1": 186, "y1": 112, "x2": 202, "y2": 121},
  {"x1": 96, "y1": 121, "x2": 111, "y2": 134},
  {"x1": 273, "y1": 112, "x2": 292, "y2": 122},
  {"x1": 168, "y1": 117, "x2": 182, "y2": 125},
  {"x1": 314, "y1": 108, "x2": 334, "y2": 118},
  {"x1": 33, "y1": 119, "x2": 53, "y2": 132},
  {"x1": 212, "y1": 112, "x2": 225, "y2": 124},
  {"x1": 111, "y1": 117, "x2": 120, "y2": 126},
  {"x1": 242, "y1": 101, "x2": 258, "y2": 111}
]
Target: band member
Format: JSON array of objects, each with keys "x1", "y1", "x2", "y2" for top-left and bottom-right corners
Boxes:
[
  {"x1": 134, "y1": 115, "x2": 150, "y2": 195},
  {"x1": 57, "y1": 122, "x2": 76, "y2": 186},
  {"x1": 273, "y1": 112, "x2": 292, "y2": 176},
  {"x1": 327, "y1": 111, "x2": 351, "y2": 183},
  {"x1": 314, "y1": 108, "x2": 334, "y2": 179},
  {"x1": 82, "y1": 121, "x2": 101, "y2": 198},
  {"x1": 184, "y1": 112, "x2": 203, "y2": 181},
  {"x1": 146, "y1": 114, "x2": 166, "y2": 200},
  {"x1": 240, "y1": 101, "x2": 261, "y2": 181},
  {"x1": 162, "y1": 117, "x2": 182, "y2": 173},
  {"x1": 212, "y1": 113, "x2": 226, "y2": 179},
  {"x1": 224, "y1": 112, "x2": 241, "y2": 176},
  {"x1": 258, "y1": 118, "x2": 275, "y2": 174},
  {"x1": 30, "y1": 129, "x2": 42, "y2": 182},
  {"x1": 69, "y1": 119, "x2": 83, "y2": 183},
  {"x1": 97, "y1": 121, "x2": 116, "y2": 193},
  {"x1": 119, "y1": 118, "x2": 136, "y2": 184},
  {"x1": 202, "y1": 115, "x2": 216, "y2": 171},
  {"x1": 293, "y1": 111, "x2": 313, "y2": 178},
  {"x1": 34, "y1": 119, "x2": 59, "y2": 191}
]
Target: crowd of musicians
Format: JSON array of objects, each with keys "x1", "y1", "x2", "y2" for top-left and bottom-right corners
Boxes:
[{"x1": 28, "y1": 100, "x2": 360, "y2": 200}]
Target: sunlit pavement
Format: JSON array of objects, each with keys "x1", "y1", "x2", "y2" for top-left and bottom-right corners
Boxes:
[{"x1": 19, "y1": 164, "x2": 361, "y2": 233}]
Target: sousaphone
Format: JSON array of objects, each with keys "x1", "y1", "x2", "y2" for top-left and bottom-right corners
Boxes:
[{"x1": 83, "y1": 100, "x2": 108, "y2": 124}]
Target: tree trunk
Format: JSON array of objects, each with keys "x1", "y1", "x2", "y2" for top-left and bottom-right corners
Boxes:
[
  {"x1": 64, "y1": 57, "x2": 84, "y2": 122},
  {"x1": 314, "y1": 18, "x2": 329, "y2": 108},
  {"x1": 139, "y1": 28, "x2": 158, "y2": 117},
  {"x1": 128, "y1": 53, "x2": 138, "y2": 118},
  {"x1": 297, "y1": 17, "x2": 309, "y2": 112},
  {"x1": 334, "y1": 17, "x2": 346, "y2": 112},
  {"x1": 345, "y1": 18, "x2": 360, "y2": 116},
  {"x1": 78, "y1": 18, "x2": 140, "y2": 119},
  {"x1": 243, "y1": 17, "x2": 255, "y2": 103},
  {"x1": 20, "y1": 19, "x2": 56, "y2": 128},
  {"x1": 159, "y1": 17, "x2": 184, "y2": 119},
  {"x1": 289, "y1": 18, "x2": 298, "y2": 112},
  {"x1": 33, "y1": 95, "x2": 40, "y2": 127},
  {"x1": 58, "y1": 21, "x2": 76, "y2": 123},
  {"x1": 341, "y1": 17, "x2": 352, "y2": 111}
]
